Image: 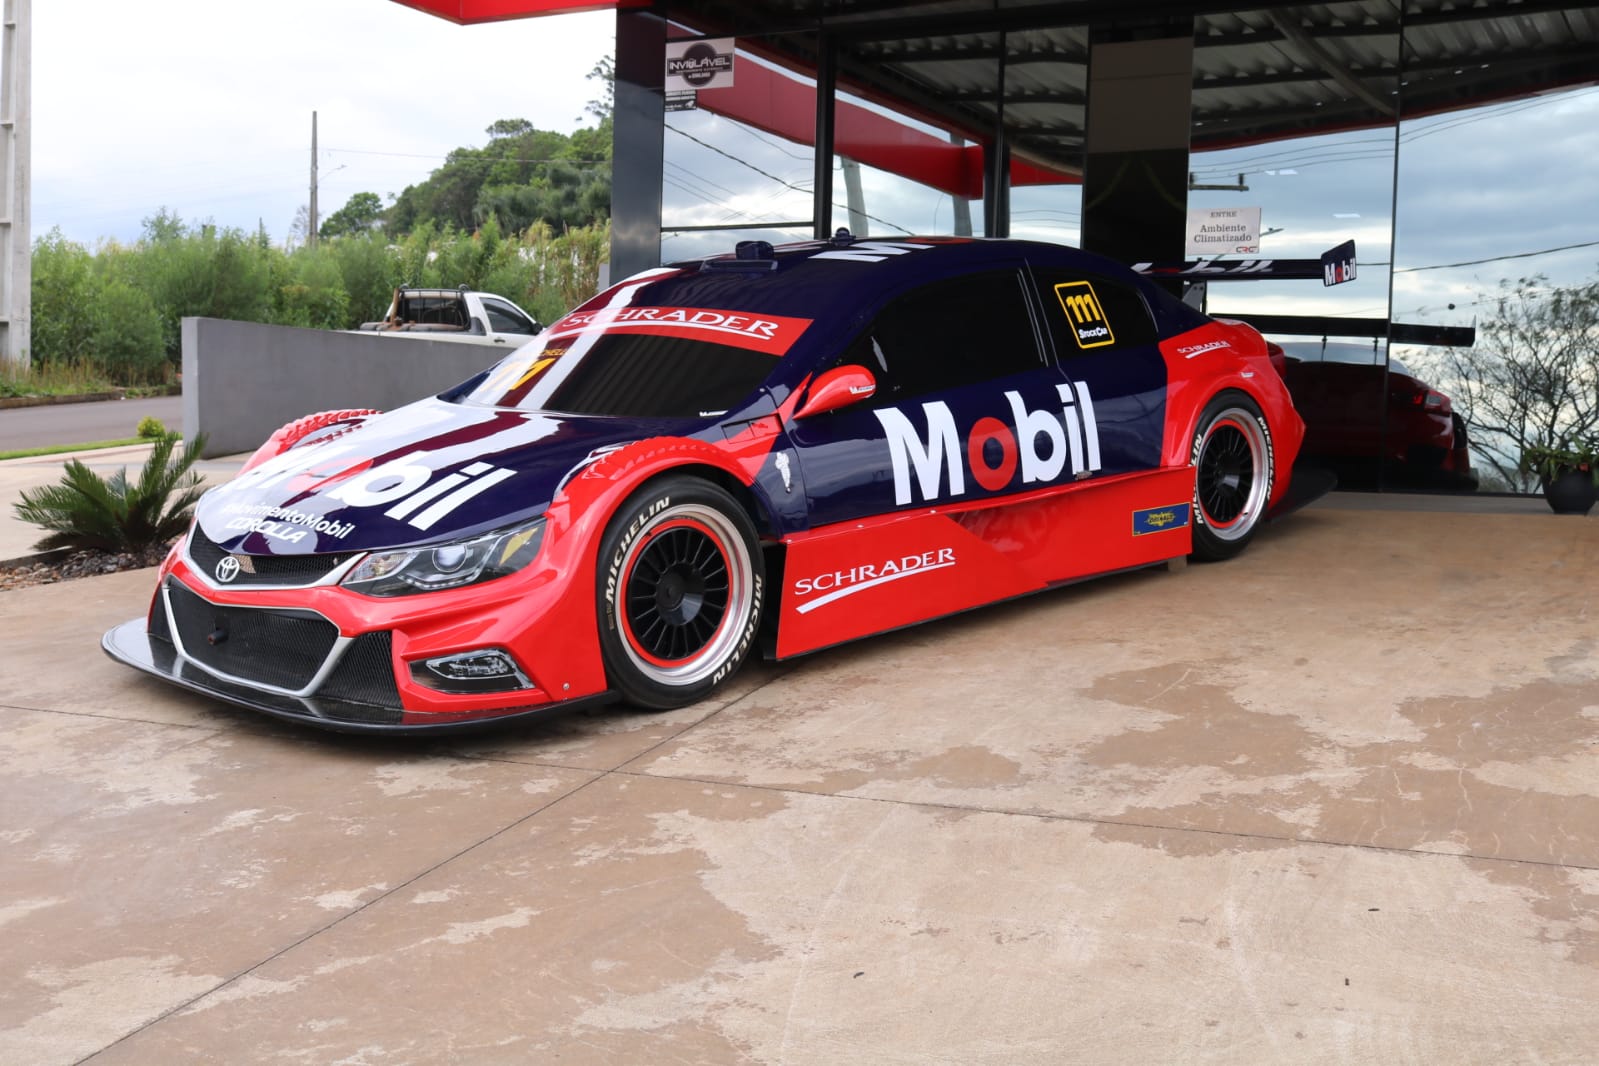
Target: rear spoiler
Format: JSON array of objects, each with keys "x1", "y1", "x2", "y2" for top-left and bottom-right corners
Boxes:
[
  {"x1": 1208, "y1": 315, "x2": 1476, "y2": 348},
  {"x1": 1131, "y1": 239, "x2": 1476, "y2": 347},
  {"x1": 1131, "y1": 240, "x2": 1358, "y2": 286}
]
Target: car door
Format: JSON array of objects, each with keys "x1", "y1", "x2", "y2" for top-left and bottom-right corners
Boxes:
[
  {"x1": 783, "y1": 265, "x2": 1077, "y2": 529},
  {"x1": 1024, "y1": 264, "x2": 1168, "y2": 477}
]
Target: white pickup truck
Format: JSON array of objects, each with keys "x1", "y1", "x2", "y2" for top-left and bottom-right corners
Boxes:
[{"x1": 355, "y1": 287, "x2": 543, "y2": 348}]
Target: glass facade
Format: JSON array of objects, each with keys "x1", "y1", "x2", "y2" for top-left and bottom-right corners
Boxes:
[
  {"x1": 659, "y1": 37, "x2": 818, "y2": 263},
  {"x1": 651, "y1": 2, "x2": 1597, "y2": 496}
]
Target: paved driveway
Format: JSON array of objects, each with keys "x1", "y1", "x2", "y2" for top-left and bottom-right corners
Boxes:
[
  {"x1": 2, "y1": 504, "x2": 1597, "y2": 1064},
  {"x1": 0, "y1": 396, "x2": 183, "y2": 451}
]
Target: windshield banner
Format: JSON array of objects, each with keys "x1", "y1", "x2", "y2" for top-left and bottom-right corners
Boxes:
[{"x1": 545, "y1": 305, "x2": 813, "y2": 357}]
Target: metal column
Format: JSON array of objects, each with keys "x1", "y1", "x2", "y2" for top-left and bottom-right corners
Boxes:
[
  {"x1": 1080, "y1": 19, "x2": 1194, "y2": 268},
  {"x1": 0, "y1": 0, "x2": 30, "y2": 369},
  {"x1": 610, "y1": 8, "x2": 666, "y2": 282}
]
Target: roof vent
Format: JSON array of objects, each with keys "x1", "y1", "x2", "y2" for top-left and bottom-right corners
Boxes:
[
  {"x1": 830, "y1": 227, "x2": 855, "y2": 247},
  {"x1": 735, "y1": 240, "x2": 775, "y2": 260}
]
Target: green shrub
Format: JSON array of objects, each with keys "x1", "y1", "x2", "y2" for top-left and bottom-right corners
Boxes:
[
  {"x1": 136, "y1": 415, "x2": 168, "y2": 439},
  {"x1": 272, "y1": 248, "x2": 351, "y2": 329},
  {"x1": 139, "y1": 214, "x2": 274, "y2": 362},
  {"x1": 31, "y1": 228, "x2": 97, "y2": 368},
  {"x1": 329, "y1": 233, "x2": 401, "y2": 327},
  {"x1": 27, "y1": 211, "x2": 611, "y2": 386},
  {"x1": 90, "y1": 279, "x2": 168, "y2": 384},
  {"x1": 13, "y1": 433, "x2": 209, "y2": 553}
]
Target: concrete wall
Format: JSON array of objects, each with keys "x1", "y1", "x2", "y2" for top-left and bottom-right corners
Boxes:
[{"x1": 181, "y1": 318, "x2": 516, "y2": 458}]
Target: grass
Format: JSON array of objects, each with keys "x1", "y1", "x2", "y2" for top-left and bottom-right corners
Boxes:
[
  {"x1": 0, "y1": 438, "x2": 148, "y2": 462},
  {"x1": 0, "y1": 360, "x2": 119, "y2": 399}
]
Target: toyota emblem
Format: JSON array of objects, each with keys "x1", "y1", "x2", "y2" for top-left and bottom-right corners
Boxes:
[{"x1": 215, "y1": 556, "x2": 242, "y2": 583}]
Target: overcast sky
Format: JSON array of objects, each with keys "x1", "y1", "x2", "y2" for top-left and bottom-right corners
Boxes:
[{"x1": 34, "y1": 1, "x2": 614, "y2": 246}]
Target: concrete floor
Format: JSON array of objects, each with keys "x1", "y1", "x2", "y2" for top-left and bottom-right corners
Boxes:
[{"x1": 2, "y1": 501, "x2": 1596, "y2": 1064}]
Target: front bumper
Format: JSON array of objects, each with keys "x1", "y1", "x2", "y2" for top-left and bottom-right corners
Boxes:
[
  {"x1": 102, "y1": 618, "x2": 614, "y2": 735},
  {"x1": 101, "y1": 530, "x2": 617, "y2": 734}
]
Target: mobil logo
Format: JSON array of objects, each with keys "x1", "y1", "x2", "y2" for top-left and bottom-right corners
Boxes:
[{"x1": 873, "y1": 382, "x2": 1102, "y2": 506}]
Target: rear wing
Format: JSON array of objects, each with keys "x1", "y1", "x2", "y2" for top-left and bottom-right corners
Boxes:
[
  {"x1": 1131, "y1": 240, "x2": 1358, "y2": 287},
  {"x1": 1132, "y1": 240, "x2": 1476, "y2": 347}
]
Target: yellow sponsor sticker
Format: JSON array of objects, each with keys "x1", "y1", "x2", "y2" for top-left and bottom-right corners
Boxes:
[{"x1": 1054, "y1": 281, "x2": 1116, "y2": 349}]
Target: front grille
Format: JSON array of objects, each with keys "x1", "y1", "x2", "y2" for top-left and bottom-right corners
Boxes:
[
  {"x1": 188, "y1": 525, "x2": 360, "y2": 587},
  {"x1": 165, "y1": 579, "x2": 339, "y2": 691},
  {"x1": 317, "y1": 632, "x2": 401, "y2": 706}
]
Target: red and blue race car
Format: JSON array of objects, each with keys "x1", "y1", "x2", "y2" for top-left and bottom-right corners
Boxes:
[{"x1": 104, "y1": 234, "x2": 1309, "y2": 732}]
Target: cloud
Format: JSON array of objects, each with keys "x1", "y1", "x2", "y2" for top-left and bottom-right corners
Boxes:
[{"x1": 33, "y1": 0, "x2": 614, "y2": 244}]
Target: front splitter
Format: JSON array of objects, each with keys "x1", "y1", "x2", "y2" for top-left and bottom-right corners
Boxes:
[{"x1": 101, "y1": 619, "x2": 615, "y2": 735}]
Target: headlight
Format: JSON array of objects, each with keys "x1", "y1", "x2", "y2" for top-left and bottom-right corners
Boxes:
[{"x1": 343, "y1": 518, "x2": 545, "y2": 597}]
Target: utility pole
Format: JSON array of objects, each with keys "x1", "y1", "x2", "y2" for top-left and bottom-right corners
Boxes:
[
  {"x1": 1, "y1": 0, "x2": 31, "y2": 369},
  {"x1": 308, "y1": 110, "x2": 318, "y2": 247}
]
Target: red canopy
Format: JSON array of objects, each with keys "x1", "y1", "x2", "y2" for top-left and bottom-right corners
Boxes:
[
  {"x1": 392, "y1": 0, "x2": 642, "y2": 25},
  {"x1": 696, "y1": 59, "x2": 1075, "y2": 200}
]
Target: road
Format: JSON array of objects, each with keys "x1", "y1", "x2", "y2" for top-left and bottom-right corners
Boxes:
[{"x1": 0, "y1": 396, "x2": 184, "y2": 452}]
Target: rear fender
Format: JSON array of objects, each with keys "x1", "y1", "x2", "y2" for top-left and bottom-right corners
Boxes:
[{"x1": 1159, "y1": 320, "x2": 1303, "y2": 506}]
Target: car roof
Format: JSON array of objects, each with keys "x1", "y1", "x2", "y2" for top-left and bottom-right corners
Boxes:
[
  {"x1": 638, "y1": 235, "x2": 1175, "y2": 349},
  {"x1": 671, "y1": 234, "x2": 1135, "y2": 293}
]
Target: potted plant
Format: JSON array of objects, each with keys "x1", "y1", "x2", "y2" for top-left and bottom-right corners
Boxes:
[{"x1": 1521, "y1": 440, "x2": 1598, "y2": 515}]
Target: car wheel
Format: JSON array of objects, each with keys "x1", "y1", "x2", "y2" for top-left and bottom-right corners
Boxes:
[
  {"x1": 597, "y1": 476, "x2": 764, "y2": 709},
  {"x1": 1190, "y1": 391, "x2": 1273, "y2": 561}
]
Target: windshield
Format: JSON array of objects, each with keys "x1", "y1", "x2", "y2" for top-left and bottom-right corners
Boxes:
[{"x1": 460, "y1": 301, "x2": 813, "y2": 418}]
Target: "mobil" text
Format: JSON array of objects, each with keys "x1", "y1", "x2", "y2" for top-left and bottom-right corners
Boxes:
[{"x1": 873, "y1": 383, "x2": 1102, "y2": 506}]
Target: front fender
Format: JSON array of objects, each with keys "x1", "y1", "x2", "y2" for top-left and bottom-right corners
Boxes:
[
  {"x1": 239, "y1": 409, "x2": 382, "y2": 474},
  {"x1": 548, "y1": 430, "x2": 783, "y2": 555}
]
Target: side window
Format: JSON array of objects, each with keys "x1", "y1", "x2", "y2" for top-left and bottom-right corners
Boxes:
[
  {"x1": 482, "y1": 298, "x2": 537, "y2": 335},
  {"x1": 1031, "y1": 270, "x2": 1158, "y2": 358},
  {"x1": 839, "y1": 269, "x2": 1044, "y2": 401}
]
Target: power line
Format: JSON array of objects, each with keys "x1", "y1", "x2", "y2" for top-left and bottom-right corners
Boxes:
[
  {"x1": 1393, "y1": 239, "x2": 1599, "y2": 273},
  {"x1": 667, "y1": 124, "x2": 814, "y2": 199},
  {"x1": 324, "y1": 146, "x2": 612, "y2": 167},
  {"x1": 668, "y1": 124, "x2": 909, "y2": 236},
  {"x1": 1191, "y1": 88, "x2": 1599, "y2": 180}
]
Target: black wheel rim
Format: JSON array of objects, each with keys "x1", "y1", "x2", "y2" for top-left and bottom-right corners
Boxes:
[
  {"x1": 1197, "y1": 422, "x2": 1254, "y2": 527},
  {"x1": 623, "y1": 522, "x2": 731, "y2": 665}
]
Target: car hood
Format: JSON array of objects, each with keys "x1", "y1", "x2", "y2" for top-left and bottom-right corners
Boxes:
[{"x1": 196, "y1": 398, "x2": 677, "y2": 556}]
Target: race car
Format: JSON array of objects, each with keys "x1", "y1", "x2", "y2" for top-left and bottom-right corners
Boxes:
[{"x1": 104, "y1": 233, "x2": 1309, "y2": 733}]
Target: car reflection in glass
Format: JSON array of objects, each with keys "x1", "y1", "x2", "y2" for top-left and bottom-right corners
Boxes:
[{"x1": 1272, "y1": 339, "x2": 1477, "y2": 492}]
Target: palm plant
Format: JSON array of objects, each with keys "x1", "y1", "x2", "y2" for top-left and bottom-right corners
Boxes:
[{"x1": 13, "y1": 434, "x2": 210, "y2": 553}]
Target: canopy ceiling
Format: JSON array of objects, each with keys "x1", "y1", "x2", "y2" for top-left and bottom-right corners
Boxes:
[{"x1": 395, "y1": 0, "x2": 1599, "y2": 174}]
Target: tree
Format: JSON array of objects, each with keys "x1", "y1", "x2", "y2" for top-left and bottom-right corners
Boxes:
[
  {"x1": 583, "y1": 57, "x2": 614, "y2": 123},
  {"x1": 319, "y1": 192, "x2": 385, "y2": 240},
  {"x1": 384, "y1": 114, "x2": 612, "y2": 239},
  {"x1": 487, "y1": 118, "x2": 535, "y2": 139},
  {"x1": 1421, "y1": 273, "x2": 1599, "y2": 491},
  {"x1": 141, "y1": 208, "x2": 187, "y2": 244},
  {"x1": 288, "y1": 204, "x2": 312, "y2": 248}
]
